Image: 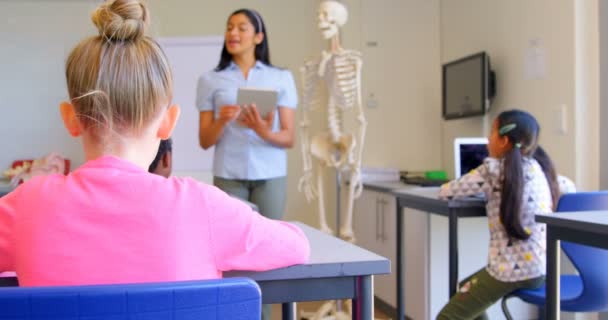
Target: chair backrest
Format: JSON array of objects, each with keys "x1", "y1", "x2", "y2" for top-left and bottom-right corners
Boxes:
[
  {"x1": 0, "y1": 277, "x2": 261, "y2": 320},
  {"x1": 556, "y1": 191, "x2": 608, "y2": 311}
]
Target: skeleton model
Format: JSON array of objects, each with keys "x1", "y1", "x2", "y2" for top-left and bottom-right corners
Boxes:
[
  {"x1": 298, "y1": 0, "x2": 366, "y2": 246},
  {"x1": 298, "y1": 3, "x2": 370, "y2": 319}
]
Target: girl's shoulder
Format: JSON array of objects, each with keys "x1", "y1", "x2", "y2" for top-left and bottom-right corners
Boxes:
[
  {"x1": 522, "y1": 157, "x2": 543, "y2": 172},
  {"x1": 481, "y1": 157, "x2": 503, "y2": 176},
  {"x1": 165, "y1": 176, "x2": 228, "y2": 200}
]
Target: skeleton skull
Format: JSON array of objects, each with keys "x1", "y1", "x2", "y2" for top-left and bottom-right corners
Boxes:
[{"x1": 318, "y1": 1, "x2": 348, "y2": 39}]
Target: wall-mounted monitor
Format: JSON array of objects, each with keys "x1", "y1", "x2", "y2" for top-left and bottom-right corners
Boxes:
[{"x1": 442, "y1": 51, "x2": 496, "y2": 120}]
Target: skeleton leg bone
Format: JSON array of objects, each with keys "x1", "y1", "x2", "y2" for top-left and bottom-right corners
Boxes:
[
  {"x1": 316, "y1": 162, "x2": 333, "y2": 235},
  {"x1": 338, "y1": 169, "x2": 357, "y2": 243}
]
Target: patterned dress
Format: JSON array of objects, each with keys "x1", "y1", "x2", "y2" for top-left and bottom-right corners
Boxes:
[{"x1": 439, "y1": 157, "x2": 554, "y2": 282}]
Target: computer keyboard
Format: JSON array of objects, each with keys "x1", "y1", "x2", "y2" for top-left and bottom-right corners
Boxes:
[{"x1": 400, "y1": 176, "x2": 448, "y2": 187}]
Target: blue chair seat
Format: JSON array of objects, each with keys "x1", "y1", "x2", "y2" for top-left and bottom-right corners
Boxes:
[{"x1": 515, "y1": 275, "x2": 583, "y2": 305}]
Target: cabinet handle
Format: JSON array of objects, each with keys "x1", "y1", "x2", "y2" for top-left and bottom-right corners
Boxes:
[
  {"x1": 375, "y1": 198, "x2": 380, "y2": 240},
  {"x1": 375, "y1": 198, "x2": 379, "y2": 240},
  {"x1": 380, "y1": 199, "x2": 387, "y2": 242}
]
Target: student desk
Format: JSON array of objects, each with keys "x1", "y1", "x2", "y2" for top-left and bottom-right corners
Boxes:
[
  {"x1": 0, "y1": 179, "x2": 12, "y2": 197},
  {"x1": 363, "y1": 181, "x2": 486, "y2": 320},
  {"x1": 536, "y1": 211, "x2": 608, "y2": 320},
  {"x1": 226, "y1": 221, "x2": 390, "y2": 320}
]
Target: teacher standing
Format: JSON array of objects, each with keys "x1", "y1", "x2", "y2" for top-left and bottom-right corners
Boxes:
[{"x1": 196, "y1": 8, "x2": 297, "y2": 221}]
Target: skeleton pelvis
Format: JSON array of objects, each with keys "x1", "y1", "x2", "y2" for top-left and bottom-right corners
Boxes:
[{"x1": 310, "y1": 132, "x2": 356, "y2": 168}]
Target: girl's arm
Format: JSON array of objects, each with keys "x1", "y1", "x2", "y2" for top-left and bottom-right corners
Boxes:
[
  {"x1": 439, "y1": 159, "x2": 496, "y2": 200},
  {"x1": 0, "y1": 191, "x2": 16, "y2": 272},
  {"x1": 557, "y1": 174, "x2": 576, "y2": 194},
  {"x1": 204, "y1": 185, "x2": 310, "y2": 272}
]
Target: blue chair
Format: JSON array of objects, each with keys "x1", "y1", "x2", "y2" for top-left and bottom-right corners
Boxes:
[
  {"x1": 502, "y1": 191, "x2": 608, "y2": 319},
  {"x1": 0, "y1": 277, "x2": 261, "y2": 320}
]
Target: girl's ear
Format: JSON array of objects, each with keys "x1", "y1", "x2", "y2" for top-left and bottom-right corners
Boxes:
[
  {"x1": 254, "y1": 32, "x2": 264, "y2": 45},
  {"x1": 157, "y1": 104, "x2": 180, "y2": 139},
  {"x1": 59, "y1": 102, "x2": 82, "y2": 137},
  {"x1": 499, "y1": 135, "x2": 511, "y2": 151}
]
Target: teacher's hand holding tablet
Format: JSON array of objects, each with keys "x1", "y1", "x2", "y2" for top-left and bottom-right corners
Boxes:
[
  {"x1": 218, "y1": 105, "x2": 242, "y2": 124},
  {"x1": 238, "y1": 103, "x2": 275, "y2": 136}
]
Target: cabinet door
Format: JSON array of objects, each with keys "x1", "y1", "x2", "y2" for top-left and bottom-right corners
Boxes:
[
  {"x1": 374, "y1": 195, "x2": 430, "y2": 320},
  {"x1": 374, "y1": 194, "x2": 397, "y2": 307},
  {"x1": 402, "y1": 207, "x2": 430, "y2": 320},
  {"x1": 352, "y1": 189, "x2": 380, "y2": 253}
]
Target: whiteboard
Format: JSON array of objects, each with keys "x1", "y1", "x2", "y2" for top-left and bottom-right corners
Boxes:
[{"x1": 157, "y1": 36, "x2": 223, "y2": 175}]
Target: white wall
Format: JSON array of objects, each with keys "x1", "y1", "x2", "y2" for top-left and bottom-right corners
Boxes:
[
  {"x1": 0, "y1": 1, "x2": 99, "y2": 172},
  {"x1": 440, "y1": 0, "x2": 600, "y2": 192},
  {"x1": 600, "y1": 0, "x2": 608, "y2": 190},
  {"x1": 574, "y1": 0, "x2": 600, "y2": 191}
]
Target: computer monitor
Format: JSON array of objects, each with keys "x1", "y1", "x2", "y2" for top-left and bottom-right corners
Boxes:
[
  {"x1": 442, "y1": 52, "x2": 496, "y2": 120},
  {"x1": 454, "y1": 137, "x2": 489, "y2": 178}
]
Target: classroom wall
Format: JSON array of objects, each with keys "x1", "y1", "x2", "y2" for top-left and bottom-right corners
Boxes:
[
  {"x1": 0, "y1": 1, "x2": 99, "y2": 172},
  {"x1": 439, "y1": 0, "x2": 600, "y2": 191},
  {"x1": 600, "y1": 0, "x2": 608, "y2": 190},
  {"x1": 147, "y1": 0, "x2": 442, "y2": 227},
  {"x1": 574, "y1": 0, "x2": 600, "y2": 192}
]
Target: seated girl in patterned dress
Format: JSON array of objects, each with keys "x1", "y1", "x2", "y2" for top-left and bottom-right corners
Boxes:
[{"x1": 437, "y1": 109, "x2": 562, "y2": 320}]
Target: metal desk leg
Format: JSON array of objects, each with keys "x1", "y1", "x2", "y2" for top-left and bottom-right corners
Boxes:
[
  {"x1": 282, "y1": 302, "x2": 295, "y2": 320},
  {"x1": 448, "y1": 210, "x2": 459, "y2": 297},
  {"x1": 352, "y1": 275, "x2": 373, "y2": 320},
  {"x1": 396, "y1": 202, "x2": 405, "y2": 320},
  {"x1": 545, "y1": 229, "x2": 560, "y2": 320}
]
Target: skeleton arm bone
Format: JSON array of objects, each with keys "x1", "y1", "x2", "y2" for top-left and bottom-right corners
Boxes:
[
  {"x1": 349, "y1": 54, "x2": 366, "y2": 198},
  {"x1": 298, "y1": 63, "x2": 319, "y2": 202}
]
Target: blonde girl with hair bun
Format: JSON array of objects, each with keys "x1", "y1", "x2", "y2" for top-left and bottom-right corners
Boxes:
[{"x1": 0, "y1": 0, "x2": 309, "y2": 287}]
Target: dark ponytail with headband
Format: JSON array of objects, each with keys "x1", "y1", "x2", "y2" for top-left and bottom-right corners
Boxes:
[
  {"x1": 215, "y1": 8, "x2": 273, "y2": 71},
  {"x1": 497, "y1": 110, "x2": 542, "y2": 240}
]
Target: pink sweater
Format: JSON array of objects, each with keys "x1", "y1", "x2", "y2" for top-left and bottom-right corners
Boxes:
[{"x1": 0, "y1": 156, "x2": 309, "y2": 286}]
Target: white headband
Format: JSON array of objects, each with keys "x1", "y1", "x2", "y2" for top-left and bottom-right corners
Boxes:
[{"x1": 250, "y1": 10, "x2": 263, "y2": 33}]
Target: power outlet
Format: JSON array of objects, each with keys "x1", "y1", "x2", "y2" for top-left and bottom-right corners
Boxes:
[{"x1": 366, "y1": 93, "x2": 378, "y2": 108}]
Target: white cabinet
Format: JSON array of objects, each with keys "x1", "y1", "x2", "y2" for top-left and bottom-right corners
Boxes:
[
  {"x1": 354, "y1": 189, "x2": 393, "y2": 303},
  {"x1": 353, "y1": 188, "x2": 429, "y2": 320},
  {"x1": 352, "y1": 190, "x2": 379, "y2": 253},
  {"x1": 402, "y1": 206, "x2": 429, "y2": 320},
  {"x1": 373, "y1": 194, "x2": 397, "y2": 306}
]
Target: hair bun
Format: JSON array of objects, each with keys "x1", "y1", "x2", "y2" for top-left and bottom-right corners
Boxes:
[{"x1": 92, "y1": 0, "x2": 149, "y2": 41}]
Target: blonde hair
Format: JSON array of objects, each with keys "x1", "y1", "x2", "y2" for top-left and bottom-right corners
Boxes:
[{"x1": 65, "y1": 0, "x2": 172, "y2": 138}]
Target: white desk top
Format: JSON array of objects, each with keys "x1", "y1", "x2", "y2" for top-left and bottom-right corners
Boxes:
[
  {"x1": 536, "y1": 211, "x2": 608, "y2": 235},
  {"x1": 226, "y1": 222, "x2": 390, "y2": 281}
]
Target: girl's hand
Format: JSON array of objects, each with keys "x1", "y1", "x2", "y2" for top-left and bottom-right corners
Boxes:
[
  {"x1": 238, "y1": 104, "x2": 275, "y2": 137},
  {"x1": 217, "y1": 105, "x2": 241, "y2": 124}
]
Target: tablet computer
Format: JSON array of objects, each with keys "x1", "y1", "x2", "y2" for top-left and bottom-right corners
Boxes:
[{"x1": 237, "y1": 87, "x2": 278, "y2": 118}]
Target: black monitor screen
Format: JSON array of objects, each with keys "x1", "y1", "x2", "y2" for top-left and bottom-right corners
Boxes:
[
  {"x1": 443, "y1": 52, "x2": 487, "y2": 119},
  {"x1": 460, "y1": 144, "x2": 488, "y2": 176}
]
